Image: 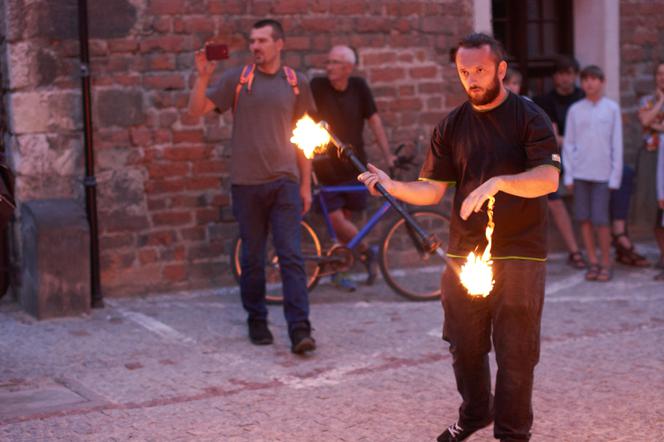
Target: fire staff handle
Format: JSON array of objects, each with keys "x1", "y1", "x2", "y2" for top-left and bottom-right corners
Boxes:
[{"x1": 320, "y1": 121, "x2": 447, "y2": 259}]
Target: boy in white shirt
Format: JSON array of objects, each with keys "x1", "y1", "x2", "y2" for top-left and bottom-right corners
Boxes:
[{"x1": 563, "y1": 65, "x2": 623, "y2": 281}]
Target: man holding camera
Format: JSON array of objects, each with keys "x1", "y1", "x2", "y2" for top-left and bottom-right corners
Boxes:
[{"x1": 187, "y1": 19, "x2": 317, "y2": 354}]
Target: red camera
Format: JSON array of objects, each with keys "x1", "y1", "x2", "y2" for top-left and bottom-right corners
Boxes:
[{"x1": 205, "y1": 44, "x2": 229, "y2": 61}]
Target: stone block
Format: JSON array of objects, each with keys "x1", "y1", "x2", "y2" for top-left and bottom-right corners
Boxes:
[
  {"x1": 95, "y1": 89, "x2": 145, "y2": 127},
  {"x1": 20, "y1": 199, "x2": 91, "y2": 319}
]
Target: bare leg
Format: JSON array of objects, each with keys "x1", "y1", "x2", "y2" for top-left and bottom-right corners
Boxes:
[
  {"x1": 580, "y1": 221, "x2": 597, "y2": 265},
  {"x1": 611, "y1": 220, "x2": 632, "y2": 248},
  {"x1": 328, "y1": 209, "x2": 358, "y2": 245},
  {"x1": 548, "y1": 200, "x2": 580, "y2": 253},
  {"x1": 597, "y1": 226, "x2": 612, "y2": 268}
]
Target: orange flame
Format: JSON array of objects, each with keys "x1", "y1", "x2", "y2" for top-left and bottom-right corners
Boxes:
[
  {"x1": 290, "y1": 114, "x2": 331, "y2": 159},
  {"x1": 459, "y1": 196, "x2": 495, "y2": 297}
]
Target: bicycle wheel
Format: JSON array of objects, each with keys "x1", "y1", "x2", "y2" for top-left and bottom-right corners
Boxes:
[
  {"x1": 379, "y1": 210, "x2": 450, "y2": 301},
  {"x1": 231, "y1": 220, "x2": 322, "y2": 304}
]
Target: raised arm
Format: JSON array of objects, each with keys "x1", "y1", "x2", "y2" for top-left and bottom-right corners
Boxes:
[
  {"x1": 187, "y1": 48, "x2": 218, "y2": 117},
  {"x1": 638, "y1": 92, "x2": 664, "y2": 129}
]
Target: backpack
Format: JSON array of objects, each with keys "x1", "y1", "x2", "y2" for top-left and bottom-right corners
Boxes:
[{"x1": 233, "y1": 64, "x2": 300, "y2": 114}]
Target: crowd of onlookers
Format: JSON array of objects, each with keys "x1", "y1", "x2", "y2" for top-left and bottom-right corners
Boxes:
[{"x1": 504, "y1": 57, "x2": 664, "y2": 282}]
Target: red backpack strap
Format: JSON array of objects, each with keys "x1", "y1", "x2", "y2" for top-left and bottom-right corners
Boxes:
[
  {"x1": 233, "y1": 64, "x2": 256, "y2": 114},
  {"x1": 283, "y1": 66, "x2": 300, "y2": 96}
]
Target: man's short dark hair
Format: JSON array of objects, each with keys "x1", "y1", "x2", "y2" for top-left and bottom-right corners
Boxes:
[
  {"x1": 554, "y1": 55, "x2": 580, "y2": 73},
  {"x1": 253, "y1": 19, "x2": 285, "y2": 41},
  {"x1": 456, "y1": 33, "x2": 506, "y2": 64},
  {"x1": 580, "y1": 65, "x2": 605, "y2": 81}
]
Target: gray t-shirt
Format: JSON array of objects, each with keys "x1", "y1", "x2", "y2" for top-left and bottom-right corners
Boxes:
[{"x1": 207, "y1": 66, "x2": 316, "y2": 185}]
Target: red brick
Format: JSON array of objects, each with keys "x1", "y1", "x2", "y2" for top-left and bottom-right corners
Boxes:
[
  {"x1": 172, "y1": 130, "x2": 205, "y2": 144},
  {"x1": 370, "y1": 67, "x2": 406, "y2": 83},
  {"x1": 301, "y1": 17, "x2": 339, "y2": 32},
  {"x1": 143, "y1": 74, "x2": 186, "y2": 90},
  {"x1": 160, "y1": 245, "x2": 187, "y2": 261},
  {"x1": 418, "y1": 82, "x2": 444, "y2": 94},
  {"x1": 355, "y1": 17, "x2": 391, "y2": 33},
  {"x1": 390, "y1": 97, "x2": 422, "y2": 111},
  {"x1": 114, "y1": 75, "x2": 141, "y2": 87},
  {"x1": 145, "y1": 179, "x2": 188, "y2": 194},
  {"x1": 130, "y1": 128, "x2": 153, "y2": 146},
  {"x1": 108, "y1": 38, "x2": 139, "y2": 53},
  {"x1": 147, "y1": 162, "x2": 189, "y2": 178},
  {"x1": 399, "y1": 85, "x2": 415, "y2": 96},
  {"x1": 410, "y1": 66, "x2": 438, "y2": 79},
  {"x1": 148, "y1": 0, "x2": 186, "y2": 15},
  {"x1": 153, "y1": 211, "x2": 192, "y2": 226},
  {"x1": 147, "y1": 198, "x2": 167, "y2": 211},
  {"x1": 146, "y1": 55, "x2": 176, "y2": 71},
  {"x1": 195, "y1": 208, "x2": 220, "y2": 224},
  {"x1": 182, "y1": 226, "x2": 207, "y2": 241},
  {"x1": 140, "y1": 36, "x2": 190, "y2": 53},
  {"x1": 331, "y1": 0, "x2": 366, "y2": 14},
  {"x1": 152, "y1": 17, "x2": 172, "y2": 34},
  {"x1": 100, "y1": 233, "x2": 136, "y2": 249},
  {"x1": 270, "y1": 0, "x2": 307, "y2": 14},
  {"x1": 192, "y1": 160, "x2": 227, "y2": 174},
  {"x1": 139, "y1": 230, "x2": 177, "y2": 247},
  {"x1": 207, "y1": 0, "x2": 245, "y2": 14},
  {"x1": 100, "y1": 251, "x2": 136, "y2": 271},
  {"x1": 186, "y1": 177, "x2": 221, "y2": 190},
  {"x1": 362, "y1": 52, "x2": 397, "y2": 66},
  {"x1": 162, "y1": 264, "x2": 187, "y2": 282},
  {"x1": 188, "y1": 242, "x2": 224, "y2": 260},
  {"x1": 138, "y1": 248, "x2": 159, "y2": 265},
  {"x1": 286, "y1": 36, "x2": 311, "y2": 51},
  {"x1": 159, "y1": 110, "x2": 178, "y2": 128}
]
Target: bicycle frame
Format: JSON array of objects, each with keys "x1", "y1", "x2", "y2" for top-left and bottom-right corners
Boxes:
[{"x1": 314, "y1": 183, "x2": 392, "y2": 250}]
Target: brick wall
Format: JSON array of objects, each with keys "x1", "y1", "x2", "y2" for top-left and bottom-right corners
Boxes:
[
  {"x1": 2, "y1": 0, "x2": 474, "y2": 296},
  {"x1": 620, "y1": 0, "x2": 664, "y2": 226}
]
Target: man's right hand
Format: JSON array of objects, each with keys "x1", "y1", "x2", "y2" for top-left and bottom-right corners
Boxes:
[
  {"x1": 194, "y1": 46, "x2": 217, "y2": 79},
  {"x1": 358, "y1": 163, "x2": 394, "y2": 197}
]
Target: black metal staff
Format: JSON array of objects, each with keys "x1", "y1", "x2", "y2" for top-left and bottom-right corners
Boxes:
[
  {"x1": 78, "y1": 0, "x2": 103, "y2": 308},
  {"x1": 319, "y1": 121, "x2": 452, "y2": 265}
]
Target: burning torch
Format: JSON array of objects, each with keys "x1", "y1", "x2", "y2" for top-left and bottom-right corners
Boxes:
[{"x1": 291, "y1": 115, "x2": 495, "y2": 298}]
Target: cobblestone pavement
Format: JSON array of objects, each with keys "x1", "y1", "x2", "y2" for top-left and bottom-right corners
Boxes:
[{"x1": 1, "y1": 247, "x2": 663, "y2": 441}]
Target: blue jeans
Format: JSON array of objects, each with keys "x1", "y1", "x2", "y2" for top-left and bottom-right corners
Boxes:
[
  {"x1": 441, "y1": 259, "x2": 546, "y2": 441},
  {"x1": 231, "y1": 178, "x2": 310, "y2": 327}
]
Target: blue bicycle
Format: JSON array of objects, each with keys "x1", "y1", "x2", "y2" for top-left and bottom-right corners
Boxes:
[{"x1": 231, "y1": 153, "x2": 451, "y2": 302}]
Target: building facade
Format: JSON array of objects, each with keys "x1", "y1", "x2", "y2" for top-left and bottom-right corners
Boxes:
[{"x1": 0, "y1": 0, "x2": 662, "y2": 299}]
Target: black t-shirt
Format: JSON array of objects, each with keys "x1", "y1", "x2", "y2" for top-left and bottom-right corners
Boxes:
[
  {"x1": 310, "y1": 76, "x2": 378, "y2": 184},
  {"x1": 419, "y1": 92, "x2": 561, "y2": 260},
  {"x1": 533, "y1": 87, "x2": 584, "y2": 135}
]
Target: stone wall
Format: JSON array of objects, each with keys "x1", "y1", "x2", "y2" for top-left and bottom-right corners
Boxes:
[{"x1": 1, "y1": 0, "x2": 473, "y2": 296}]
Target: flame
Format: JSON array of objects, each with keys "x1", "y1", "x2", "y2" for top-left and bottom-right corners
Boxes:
[
  {"x1": 459, "y1": 196, "x2": 496, "y2": 297},
  {"x1": 290, "y1": 114, "x2": 331, "y2": 159}
]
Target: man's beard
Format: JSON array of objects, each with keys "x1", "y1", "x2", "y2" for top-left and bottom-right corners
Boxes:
[{"x1": 467, "y1": 75, "x2": 501, "y2": 106}]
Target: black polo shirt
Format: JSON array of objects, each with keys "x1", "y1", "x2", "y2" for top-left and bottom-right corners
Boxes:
[{"x1": 419, "y1": 92, "x2": 560, "y2": 260}]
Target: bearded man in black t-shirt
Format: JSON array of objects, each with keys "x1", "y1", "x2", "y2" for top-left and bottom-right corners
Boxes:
[
  {"x1": 359, "y1": 34, "x2": 560, "y2": 442},
  {"x1": 310, "y1": 45, "x2": 396, "y2": 290}
]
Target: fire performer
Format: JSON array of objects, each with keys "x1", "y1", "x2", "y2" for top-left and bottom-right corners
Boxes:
[
  {"x1": 187, "y1": 20, "x2": 317, "y2": 354},
  {"x1": 358, "y1": 33, "x2": 560, "y2": 441}
]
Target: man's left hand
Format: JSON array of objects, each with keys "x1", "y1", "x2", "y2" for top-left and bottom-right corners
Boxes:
[{"x1": 460, "y1": 177, "x2": 500, "y2": 220}]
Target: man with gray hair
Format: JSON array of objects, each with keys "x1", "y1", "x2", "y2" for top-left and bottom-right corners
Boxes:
[{"x1": 310, "y1": 45, "x2": 395, "y2": 291}]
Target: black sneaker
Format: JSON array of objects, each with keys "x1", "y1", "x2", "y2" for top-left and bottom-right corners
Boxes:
[
  {"x1": 289, "y1": 322, "x2": 316, "y2": 354},
  {"x1": 436, "y1": 420, "x2": 491, "y2": 442},
  {"x1": 247, "y1": 319, "x2": 273, "y2": 345}
]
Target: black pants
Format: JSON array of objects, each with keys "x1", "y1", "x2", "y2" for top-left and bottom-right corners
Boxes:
[{"x1": 441, "y1": 260, "x2": 546, "y2": 441}]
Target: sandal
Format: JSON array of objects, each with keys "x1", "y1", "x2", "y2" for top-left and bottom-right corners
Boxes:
[
  {"x1": 585, "y1": 264, "x2": 600, "y2": 281},
  {"x1": 567, "y1": 251, "x2": 587, "y2": 269},
  {"x1": 595, "y1": 266, "x2": 613, "y2": 282},
  {"x1": 612, "y1": 234, "x2": 650, "y2": 267}
]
